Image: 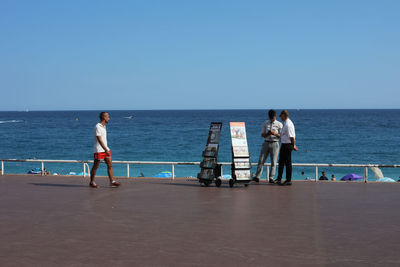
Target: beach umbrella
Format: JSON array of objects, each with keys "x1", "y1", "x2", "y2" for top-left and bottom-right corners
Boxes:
[
  {"x1": 153, "y1": 171, "x2": 173, "y2": 178},
  {"x1": 376, "y1": 177, "x2": 396, "y2": 183},
  {"x1": 340, "y1": 174, "x2": 363, "y2": 181}
]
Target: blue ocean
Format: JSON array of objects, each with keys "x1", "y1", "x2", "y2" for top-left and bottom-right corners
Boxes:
[{"x1": 1, "y1": 109, "x2": 400, "y2": 180}]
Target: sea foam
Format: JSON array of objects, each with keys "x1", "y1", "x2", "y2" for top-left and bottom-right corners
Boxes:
[{"x1": 0, "y1": 120, "x2": 23, "y2": 124}]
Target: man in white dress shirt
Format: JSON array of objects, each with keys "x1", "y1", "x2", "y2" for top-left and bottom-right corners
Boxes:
[
  {"x1": 253, "y1": 109, "x2": 283, "y2": 183},
  {"x1": 277, "y1": 110, "x2": 298, "y2": 186}
]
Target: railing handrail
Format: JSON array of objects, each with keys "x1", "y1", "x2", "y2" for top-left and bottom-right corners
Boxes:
[{"x1": 1, "y1": 158, "x2": 400, "y2": 168}]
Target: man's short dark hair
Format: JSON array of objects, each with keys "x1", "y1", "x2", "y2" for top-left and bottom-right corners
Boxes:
[
  {"x1": 280, "y1": 110, "x2": 289, "y2": 117},
  {"x1": 268, "y1": 109, "x2": 276, "y2": 119},
  {"x1": 99, "y1": 112, "x2": 108, "y2": 121}
]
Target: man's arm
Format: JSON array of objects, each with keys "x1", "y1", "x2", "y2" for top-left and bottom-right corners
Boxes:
[
  {"x1": 270, "y1": 131, "x2": 280, "y2": 138},
  {"x1": 261, "y1": 123, "x2": 270, "y2": 138},
  {"x1": 96, "y1": 136, "x2": 111, "y2": 155},
  {"x1": 271, "y1": 127, "x2": 281, "y2": 138},
  {"x1": 262, "y1": 132, "x2": 271, "y2": 138},
  {"x1": 270, "y1": 124, "x2": 282, "y2": 138},
  {"x1": 288, "y1": 123, "x2": 297, "y2": 150},
  {"x1": 290, "y1": 137, "x2": 298, "y2": 151}
]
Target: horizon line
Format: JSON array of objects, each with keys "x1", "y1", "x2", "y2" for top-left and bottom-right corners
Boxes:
[{"x1": 1, "y1": 108, "x2": 400, "y2": 112}]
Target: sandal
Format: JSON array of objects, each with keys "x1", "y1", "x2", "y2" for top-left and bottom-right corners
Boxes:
[
  {"x1": 110, "y1": 181, "x2": 121, "y2": 187},
  {"x1": 89, "y1": 182, "x2": 99, "y2": 188}
]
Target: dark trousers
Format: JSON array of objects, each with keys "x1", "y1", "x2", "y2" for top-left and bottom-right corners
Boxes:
[{"x1": 277, "y1": 144, "x2": 293, "y2": 182}]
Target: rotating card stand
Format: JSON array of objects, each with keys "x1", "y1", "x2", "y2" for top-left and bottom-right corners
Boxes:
[
  {"x1": 229, "y1": 122, "x2": 252, "y2": 187},
  {"x1": 197, "y1": 122, "x2": 223, "y2": 187}
]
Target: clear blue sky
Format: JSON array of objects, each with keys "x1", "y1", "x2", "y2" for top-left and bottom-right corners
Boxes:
[{"x1": 1, "y1": 0, "x2": 399, "y2": 110}]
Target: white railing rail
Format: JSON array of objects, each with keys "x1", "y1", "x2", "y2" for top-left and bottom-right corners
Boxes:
[{"x1": 1, "y1": 159, "x2": 400, "y2": 183}]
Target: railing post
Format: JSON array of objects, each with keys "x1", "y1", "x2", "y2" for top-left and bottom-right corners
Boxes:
[
  {"x1": 83, "y1": 163, "x2": 86, "y2": 177},
  {"x1": 172, "y1": 164, "x2": 175, "y2": 180},
  {"x1": 127, "y1": 163, "x2": 130, "y2": 178},
  {"x1": 41, "y1": 161, "x2": 45, "y2": 176},
  {"x1": 315, "y1": 166, "x2": 318, "y2": 182},
  {"x1": 1, "y1": 161, "x2": 4, "y2": 176},
  {"x1": 266, "y1": 164, "x2": 270, "y2": 182},
  {"x1": 364, "y1": 167, "x2": 368, "y2": 183},
  {"x1": 85, "y1": 163, "x2": 90, "y2": 177}
]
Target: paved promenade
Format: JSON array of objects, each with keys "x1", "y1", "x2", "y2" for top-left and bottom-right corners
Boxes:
[{"x1": 0, "y1": 175, "x2": 399, "y2": 266}]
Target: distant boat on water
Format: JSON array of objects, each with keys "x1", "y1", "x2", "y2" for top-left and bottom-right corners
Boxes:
[{"x1": 123, "y1": 116, "x2": 133, "y2": 119}]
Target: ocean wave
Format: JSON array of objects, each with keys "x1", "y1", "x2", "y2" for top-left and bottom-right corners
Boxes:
[{"x1": 0, "y1": 120, "x2": 24, "y2": 124}]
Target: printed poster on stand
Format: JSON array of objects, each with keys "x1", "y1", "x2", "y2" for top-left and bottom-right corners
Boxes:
[{"x1": 230, "y1": 122, "x2": 249, "y2": 157}]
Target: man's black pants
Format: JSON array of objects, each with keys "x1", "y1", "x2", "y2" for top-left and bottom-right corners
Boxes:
[{"x1": 277, "y1": 144, "x2": 293, "y2": 182}]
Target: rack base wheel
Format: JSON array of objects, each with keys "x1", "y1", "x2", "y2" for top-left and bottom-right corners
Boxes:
[
  {"x1": 215, "y1": 178, "x2": 222, "y2": 187},
  {"x1": 244, "y1": 183, "x2": 249, "y2": 187},
  {"x1": 229, "y1": 179, "x2": 234, "y2": 188},
  {"x1": 204, "y1": 181, "x2": 211, "y2": 187}
]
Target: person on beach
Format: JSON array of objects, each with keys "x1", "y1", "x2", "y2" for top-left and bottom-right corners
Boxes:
[
  {"x1": 253, "y1": 109, "x2": 283, "y2": 183},
  {"x1": 276, "y1": 110, "x2": 298, "y2": 186},
  {"x1": 319, "y1": 171, "x2": 328, "y2": 180},
  {"x1": 331, "y1": 174, "x2": 336, "y2": 181},
  {"x1": 90, "y1": 112, "x2": 121, "y2": 188}
]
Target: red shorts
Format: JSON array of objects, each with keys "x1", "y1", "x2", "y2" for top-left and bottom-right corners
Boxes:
[{"x1": 94, "y1": 151, "x2": 111, "y2": 160}]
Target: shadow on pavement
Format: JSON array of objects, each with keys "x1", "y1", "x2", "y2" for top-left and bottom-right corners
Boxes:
[{"x1": 29, "y1": 183, "x2": 88, "y2": 188}]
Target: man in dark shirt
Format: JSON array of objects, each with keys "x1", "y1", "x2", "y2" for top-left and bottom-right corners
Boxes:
[{"x1": 319, "y1": 171, "x2": 328, "y2": 181}]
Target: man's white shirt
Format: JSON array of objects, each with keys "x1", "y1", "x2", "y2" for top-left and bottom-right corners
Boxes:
[
  {"x1": 94, "y1": 123, "x2": 109, "y2": 153},
  {"x1": 261, "y1": 120, "x2": 283, "y2": 142},
  {"x1": 280, "y1": 119, "x2": 296, "y2": 144}
]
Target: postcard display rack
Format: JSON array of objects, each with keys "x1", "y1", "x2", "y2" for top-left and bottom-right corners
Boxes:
[
  {"x1": 229, "y1": 122, "x2": 252, "y2": 187},
  {"x1": 197, "y1": 122, "x2": 223, "y2": 187}
]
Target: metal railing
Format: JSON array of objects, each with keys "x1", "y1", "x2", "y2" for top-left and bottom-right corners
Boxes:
[{"x1": 1, "y1": 159, "x2": 400, "y2": 183}]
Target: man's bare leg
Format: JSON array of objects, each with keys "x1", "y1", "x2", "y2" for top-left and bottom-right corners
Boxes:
[
  {"x1": 90, "y1": 160, "x2": 101, "y2": 187},
  {"x1": 105, "y1": 157, "x2": 120, "y2": 187},
  {"x1": 104, "y1": 157, "x2": 114, "y2": 182}
]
